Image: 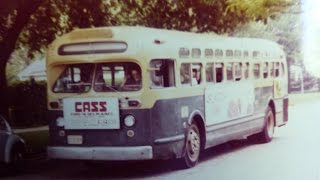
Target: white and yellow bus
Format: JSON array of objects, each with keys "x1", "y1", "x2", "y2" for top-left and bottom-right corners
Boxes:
[{"x1": 46, "y1": 26, "x2": 288, "y2": 168}]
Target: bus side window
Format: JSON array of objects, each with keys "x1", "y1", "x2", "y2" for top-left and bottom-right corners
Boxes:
[
  {"x1": 215, "y1": 63, "x2": 224, "y2": 83},
  {"x1": 254, "y1": 64, "x2": 260, "y2": 79},
  {"x1": 192, "y1": 63, "x2": 202, "y2": 85},
  {"x1": 244, "y1": 62, "x2": 249, "y2": 79},
  {"x1": 180, "y1": 63, "x2": 191, "y2": 85},
  {"x1": 150, "y1": 59, "x2": 175, "y2": 88},
  {"x1": 263, "y1": 62, "x2": 268, "y2": 79},
  {"x1": 227, "y1": 62, "x2": 233, "y2": 81},
  {"x1": 270, "y1": 62, "x2": 274, "y2": 78},
  {"x1": 274, "y1": 62, "x2": 280, "y2": 77},
  {"x1": 271, "y1": 62, "x2": 278, "y2": 78},
  {"x1": 235, "y1": 63, "x2": 242, "y2": 81},
  {"x1": 206, "y1": 63, "x2": 214, "y2": 83}
]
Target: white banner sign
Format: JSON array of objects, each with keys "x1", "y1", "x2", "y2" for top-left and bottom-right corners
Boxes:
[{"x1": 63, "y1": 97, "x2": 120, "y2": 129}]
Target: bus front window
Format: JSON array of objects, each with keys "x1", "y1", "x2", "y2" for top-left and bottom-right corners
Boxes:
[
  {"x1": 94, "y1": 62, "x2": 142, "y2": 92},
  {"x1": 53, "y1": 64, "x2": 94, "y2": 93}
]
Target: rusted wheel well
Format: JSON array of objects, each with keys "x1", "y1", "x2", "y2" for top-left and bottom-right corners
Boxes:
[{"x1": 192, "y1": 115, "x2": 206, "y2": 150}]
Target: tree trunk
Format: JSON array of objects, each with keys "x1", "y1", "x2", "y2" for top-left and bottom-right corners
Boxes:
[
  {"x1": 0, "y1": 0, "x2": 43, "y2": 117},
  {"x1": 0, "y1": 60, "x2": 8, "y2": 117}
]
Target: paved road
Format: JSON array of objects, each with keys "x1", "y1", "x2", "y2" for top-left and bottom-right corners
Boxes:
[{"x1": 3, "y1": 101, "x2": 320, "y2": 179}]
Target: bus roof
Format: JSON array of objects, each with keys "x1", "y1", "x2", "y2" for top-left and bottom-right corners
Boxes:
[{"x1": 47, "y1": 26, "x2": 285, "y2": 66}]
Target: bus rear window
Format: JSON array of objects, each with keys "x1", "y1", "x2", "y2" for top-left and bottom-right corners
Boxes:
[
  {"x1": 53, "y1": 64, "x2": 94, "y2": 93},
  {"x1": 94, "y1": 62, "x2": 141, "y2": 92}
]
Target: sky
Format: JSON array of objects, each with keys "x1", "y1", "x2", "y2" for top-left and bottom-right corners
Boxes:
[{"x1": 302, "y1": 0, "x2": 320, "y2": 77}]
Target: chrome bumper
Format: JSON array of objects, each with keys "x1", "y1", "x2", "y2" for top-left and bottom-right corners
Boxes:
[{"x1": 47, "y1": 146, "x2": 153, "y2": 160}]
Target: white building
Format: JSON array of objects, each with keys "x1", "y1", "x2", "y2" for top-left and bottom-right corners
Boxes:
[{"x1": 18, "y1": 59, "x2": 46, "y2": 81}]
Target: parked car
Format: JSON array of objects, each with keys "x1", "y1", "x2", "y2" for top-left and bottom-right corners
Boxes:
[{"x1": 0, "y1": 115, "x2": 26, "y2": 170}]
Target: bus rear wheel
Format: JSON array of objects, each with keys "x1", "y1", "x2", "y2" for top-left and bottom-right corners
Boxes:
[
  {"x1": 180, "y1": 123, "x2": 201, "y2": 168},
  {"x1": 249, "y1": 107, "x2": 275, "y2": 143}
]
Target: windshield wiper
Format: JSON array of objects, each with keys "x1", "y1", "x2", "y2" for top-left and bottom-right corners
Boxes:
[{"x1": 99, "y1": 83, "x2": 129, "y2": 99}]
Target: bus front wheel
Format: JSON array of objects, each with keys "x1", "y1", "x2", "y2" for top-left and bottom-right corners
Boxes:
[{"x1": 180, "y1": 123, "x2": 201, "y2": 168}]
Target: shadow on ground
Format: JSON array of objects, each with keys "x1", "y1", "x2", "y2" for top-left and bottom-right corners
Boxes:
[{"x1": 1, "y1": 139, "x2": 257, "y2": 179}]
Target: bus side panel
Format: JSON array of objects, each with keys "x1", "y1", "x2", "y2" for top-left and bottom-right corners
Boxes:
[
  {"x1": 205, "y1": 81, "x2": 254, "y2": 126},
  {"x1": 204, "y1": 85, "x2": 273, "y2": 149},
  {"x1": 151, "y1": 95, "x2": 205, "y2": 159},
  {"x1": 205, "y1": 115, "x2": 265, "y2": 148}
]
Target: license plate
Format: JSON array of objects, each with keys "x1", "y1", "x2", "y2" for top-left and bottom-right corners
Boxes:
[{"x1": 67, "y1": 135, "x2": 83, "y2": 144}]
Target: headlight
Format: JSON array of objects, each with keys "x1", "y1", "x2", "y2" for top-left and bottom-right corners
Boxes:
[
  {"x1": 56, "y1": 117, "x2": 65, "y2": 127},
  {"x1": 124, "y1": 115, "x2": 135, "y2": 127}
]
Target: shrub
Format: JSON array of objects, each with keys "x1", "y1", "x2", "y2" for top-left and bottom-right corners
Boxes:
[{"x1": 7, "y1": 80, "x2": 47, "y2": 127}]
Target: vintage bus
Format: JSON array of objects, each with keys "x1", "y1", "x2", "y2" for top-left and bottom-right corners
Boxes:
[{"x1": 46, "y1": 26, "x2": 288, "y2": 168}]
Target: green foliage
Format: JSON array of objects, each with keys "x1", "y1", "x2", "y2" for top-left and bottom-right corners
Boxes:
[
  {"x1": 227, "y1": 0, "x2": 293, "y2": 23},
  {"x1": 7, "y1": 81, "x2": 47, "y2": 127},
  {"x1": 6, "y1": 48, "x2": 34, "y2": 84},
  {"x1": 18, "y1": 0, "x2": 119, "y2": 56},
  {"x1": 13, "y1": 0, "x2": 291, "y2": 56},
  {"x1": 232, "y1": 1, "x2": 302, "y2": 65},
  {"x1": 117, "y1": 0, "x2": 248, "y2": 33}
]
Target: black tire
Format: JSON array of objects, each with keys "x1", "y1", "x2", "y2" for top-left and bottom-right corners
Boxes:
[
  {"x1": 9, "y1": 147, "x2": 25, "y2": 173},
  {"x1": 249, "y1": 107, "x2": 275, "y2": 143},
  {"x1": 180, "y1": 123, "x2": 201, "y2": 168}
]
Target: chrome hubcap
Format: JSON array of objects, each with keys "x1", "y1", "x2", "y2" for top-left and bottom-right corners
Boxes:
[{"x1": 187, "y1": 128, "x2": 200, "y2": 161}]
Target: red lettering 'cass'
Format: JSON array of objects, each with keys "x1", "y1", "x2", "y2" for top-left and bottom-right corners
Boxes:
[
  {"x1": 75, "y1": 102, "x2": 82, "y2": 112},
  {"x1": 74, "y1": 101, "x2": 107, "y2": 112},
  {"x1": 91, "y1": 102, "x2": 99, "y2": 112},
  {"x1": 99, "y1": 102, "x2": 107, "y2": 112},
  {"x1": 83, "y1": 102, "x2": 91, "y2": 112}
]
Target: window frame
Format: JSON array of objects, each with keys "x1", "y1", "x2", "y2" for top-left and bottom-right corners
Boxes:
[
  {"x1": 234, "y1": 62, "x2": 242, "y2": 81},
  {"x1": 226, "y1": 62, "x2": 233, "y2": 81},
  {"x1": 215, "y1": 62, "x2": 224, "y2": 83},
  {"x1": 180, "y1": 63, "x2": 192, "y2": 86},
  {"x1": 263, "y1": 62, "x2": 269, "y2": 79},
  {"x1": 149, "y1": 59, "x2": 176, "y2": 89},
  {"x1": 253, "y1": 63, "x2": 261, "y2": 79},
  {"x1": 94, "y1": 62, "x2": 142, "y2": 92},
  {"x1": 206, "y1": 63, "x2": 215, "y2": 83},
  {"x1": 52, "y1": 63, "x2": 95, "y2": 93}
]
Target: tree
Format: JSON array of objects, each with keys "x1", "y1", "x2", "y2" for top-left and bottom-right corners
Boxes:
[
  {"x1": 232, "y1": 0, "x2": 302, "y2": 92},
  {"x1": 117, "y1": 0, "x2": 247, "y2": 33},
  {"x1": 0, "y1": 0, "x2": 43, "y2": 116}
]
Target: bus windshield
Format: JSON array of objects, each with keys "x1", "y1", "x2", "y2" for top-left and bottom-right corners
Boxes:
[
  {"x1": 52, "y1": 62, "x2": 142, "y2": 93},
  {"x1": 53, "y1": 63, "x2": 94, "y2": 93}
]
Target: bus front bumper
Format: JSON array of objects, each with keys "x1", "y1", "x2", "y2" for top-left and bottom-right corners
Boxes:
[{"x1": 47, "y1": 146, "x2": 153, "y2": 160}]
